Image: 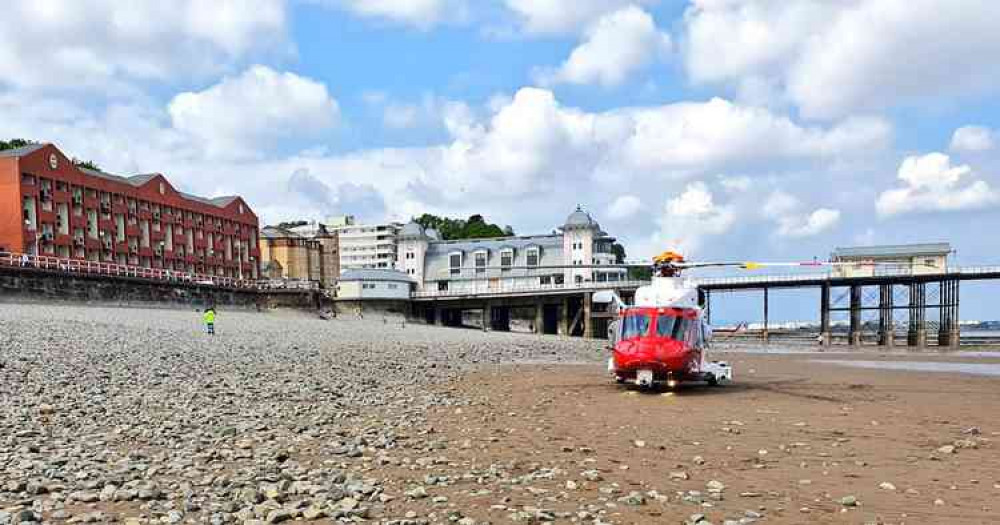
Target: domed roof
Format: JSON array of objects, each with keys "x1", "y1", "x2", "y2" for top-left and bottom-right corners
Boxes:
[
  {"x1": 425, "y1": 228, "x2": 441, "y2": 240},
  {"x1": 399, "y1": 221, "x2": 426, "y2": 239},
  {"x1": 564, "y1": 206, "x2": 598, "y2": 229}
]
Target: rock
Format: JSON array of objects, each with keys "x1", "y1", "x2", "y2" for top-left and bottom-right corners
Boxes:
[
  {"x1": 69, "y1": 491, "x2": 100, "y2": 503},
  {"x1": 937, "y1": 445, "x2": 956, "y2": 454},
  {"x1": 706, "y1": 480, "x2": 725, "y2": 492},
  {"x1": 405, "y1": 486, "x2": 429, "y2": 499},
  {"x1": 879, "y1": 482, "x2": 896, "y2": 491},
  {"x1": 670, "y1": 471, "x2": 690, "y2": 481},
  {"x1": 581, "y1": 470, "x2": 602, "y2": 482},
  {"x1": 265, "y1": 509, "x2": 295, "y2": 524},
  {"x1": 693, "y1": 456, "x2": 705, "y2": 465},
  {"x1": 617, "y1": 491, "x2": 646, "y2": 506},
  {"x1": 839, "y1": 495, "x2": 858, "y2": 507}
]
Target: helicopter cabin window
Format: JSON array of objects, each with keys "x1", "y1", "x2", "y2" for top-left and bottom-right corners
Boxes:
[
  {"x1": 621, "y1": 313, "x2": 651, "y2": 339},
  {"x1": 449, "y1": 252, "x2": 462, "y2": 275},
  {"x1": 526, "y1": 248, "x2": 539, "y2": 267},
  {"x1": 656, "y1": 314, "x2": 677, "y2": 337},
  {"x1": 474, "y1": 250, "x2": 487, "y2": 274}
]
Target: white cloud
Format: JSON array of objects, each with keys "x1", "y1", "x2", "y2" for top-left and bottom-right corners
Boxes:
[
  {"x1": 168, "y1": 66, "x2": 340, "y2": 158},
  {"x1": 683, "y1": 0, "x2": 1000, "y2": 118},
  {"x1": 762, "y1": 190, "x2": 840, "y2": 238},
  {"x1": 655, "y1": 182, "x2": 735, "y2": 255},
  {"x1": 876, "y1": 152, "x2": 1000, "y2": 217},
  {"x1": 538, "y1": 6, "x2": 671, "y2": 87},
  {"x1": 950, "y1": 126, "x2": 995, "y2": 153},
  {"x1": 505, "y1": 0, "x2": 660, "y2": 35},
  {"x1": 333, "y1": 0, "x2": 469, "y2": 28},
  {"x1": 411, "y1": 88, "x2": 890, "y2": 203},
  {"x1": 0, "y1": 0, "x2": 288, "y2": 90},
  {"x1": 606, "y1": 195, "x2": 642, "y2": 220},
  {"x1": 777, "y1": 208, "x2": 840, "y2": 238}
]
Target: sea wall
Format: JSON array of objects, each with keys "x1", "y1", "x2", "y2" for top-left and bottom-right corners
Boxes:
[{"x1": 0, "y1": 266, "x2": 321, "y2": 311}]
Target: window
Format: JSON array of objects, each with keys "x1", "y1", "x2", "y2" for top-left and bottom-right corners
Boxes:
[
  {"x1": 388, "y1": 283, "x2": 398, "y2": 289},
  {"x1": 474, "y1": 251, "x2": 487, "y2": 274},
  {"x1": 621, "y1": 313, "x2": 651, "y2": 340},
  {"x1": 540, "y1": 275, "x2": 552, "y2": 285},
  {"x1": 159, "y1": 182, "x2": 165, "y2": 194},
  {"x1": 438, "y1": 281, "x2": 449, "y2": 292},
  {"x1": 500, "y1": 249, "x2": 513, "y2": 271},
  {"x1": 656, "y1": 314, "x2": 677, "y2": 338},
  {"x1": 449, "y1": 252, "x2": 462, "y2": 276},
  {"x1": 526, "y1": 248, "x2": 539, "y2": 267}
]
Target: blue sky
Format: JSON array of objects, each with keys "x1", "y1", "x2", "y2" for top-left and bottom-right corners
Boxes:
[{"x1": 2, "y1": 0, "x2": 999, "y2": 321}]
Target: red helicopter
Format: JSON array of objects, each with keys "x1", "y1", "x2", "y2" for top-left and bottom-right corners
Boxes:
[{"x1": 595, "y1": 250, "x2": 732, "y2": 389}]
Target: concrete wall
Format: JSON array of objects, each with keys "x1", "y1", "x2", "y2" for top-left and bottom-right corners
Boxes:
[{"x1": 0, "y1": 265, "x2": 321, "y2": 311}]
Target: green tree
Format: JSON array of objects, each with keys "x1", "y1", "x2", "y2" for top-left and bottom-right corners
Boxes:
[
  {"x1": 0, "y1": 138, "x2": 34, "y2": 151},
  {"x1": 414, "y1": 213, "x2": 512, "y2": 240},
  {"x1": 72, "y1": 158, "x2": 100, "y2": 171}
]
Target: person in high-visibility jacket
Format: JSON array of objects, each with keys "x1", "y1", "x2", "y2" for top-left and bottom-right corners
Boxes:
[{"x1": 203, "y1": 307, "x2": 216, "y2": 335}]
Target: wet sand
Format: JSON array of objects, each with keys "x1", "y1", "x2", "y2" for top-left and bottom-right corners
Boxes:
[{"x1": 386, "y1": 351, "x2": 1000, "y2": 524}]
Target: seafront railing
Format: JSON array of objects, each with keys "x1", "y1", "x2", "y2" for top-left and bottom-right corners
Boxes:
[{"x1": 0, "y1": 251, "x2": 312, "y2": 290}]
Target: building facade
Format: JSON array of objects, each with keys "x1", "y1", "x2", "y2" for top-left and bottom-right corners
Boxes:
[
  {"x1": 332, "y1": 221, "x2": 401, "y2": 270},
  {"x1": 396, "y1": 207, "x2": 626, "y2": 293},
  {"x1": 831, "y1": 243, "x2": 952, "y2": 278},
  {"x1": 258, "y1": 222, "x2": 340, "y2": 287},
  {"x1": 335, "y1": 268, "x2": 415, "y2": 300},
  {"x1": 0, "y1": 143, "x2": 260, "y2": 278}
]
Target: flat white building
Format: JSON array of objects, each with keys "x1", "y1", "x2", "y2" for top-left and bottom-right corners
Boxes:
[
  {"x1": 331, "y1": 221, "x2": 402, "y2": 270},
  {"x1": 336, "y1": 268, "x2": 414, "y2": 300},
  {"x1": 397, "y1": 207, "x2": 626, "y2": 294}
]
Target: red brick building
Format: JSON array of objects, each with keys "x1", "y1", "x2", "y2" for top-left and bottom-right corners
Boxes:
[{"x1": 0, "y1": 143, "x2": 260, "y2": 279}]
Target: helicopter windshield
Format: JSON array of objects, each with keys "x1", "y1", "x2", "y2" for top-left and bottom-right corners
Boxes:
[
  {"x1": 656, "y1": 312, "x2": 692, "y2": 341},
  {"x1": 621, "y1": 313, "x2": 651, "y2": 339}
]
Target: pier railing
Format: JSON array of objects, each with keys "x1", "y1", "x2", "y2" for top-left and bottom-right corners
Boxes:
[
  {"x1": 693, "y1": 266, "x2": 1000, "y2": 287},
  {"x1": 411, "y1": 279, "x2": 649, "y2": 298}
]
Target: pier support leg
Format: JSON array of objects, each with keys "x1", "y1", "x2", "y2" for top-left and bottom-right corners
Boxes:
[
  {"x1": 938, "y1": 279, "x2": 960, "y2": 349},
  {"x1": 763, "y1": 287, "x2": 769, "y2": 344},
  {"x1": 908, "y1": 283, "x2": 926, "y2": 348},
  {"x1": 559, "y1": 298, "x2": 570, "y2": 336},
  {"x1": 583, "y1": 293, "x2": 594, "y2": 339},
  {"x1": 820, "y1": 283, "x2": 832, "y2": 346},
  {"x1": 534, "y1": 301, "x2": 544, "y2": 334},
  {"x1": 484, "y1": 302, "x2": 492, "y2": 332},
  {"x1": 849, "y1": 285, "x2": 862, "y2": 346},
  {"x1": 879, "y1": 283, "x2": 894, "y2": 347}
]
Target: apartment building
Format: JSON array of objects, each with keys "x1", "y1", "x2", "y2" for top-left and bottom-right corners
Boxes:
[
  {"x1": 331, "y1": 220, "x2": 401, "y2": 270},
  {"x1": 0, "y1": 143, "x2": 260, "y2": 278}
]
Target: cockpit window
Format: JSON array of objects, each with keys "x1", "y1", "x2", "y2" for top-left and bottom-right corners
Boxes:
[
  {"x1": 673, "y1": 318, "x2": 691, "y2": 341},
  {"x1": 656, "y1": 314, "x2": 677, "y2": 337},
  {"x1": 621, "y1": 313, "x2": 651, "y2": 339}
]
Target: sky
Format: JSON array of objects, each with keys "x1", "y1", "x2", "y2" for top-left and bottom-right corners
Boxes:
[{"x1": 2, "y1": 0, "x2": 999, "y2": 322}]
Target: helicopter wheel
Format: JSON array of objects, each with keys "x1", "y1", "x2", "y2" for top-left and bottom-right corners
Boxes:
[
  {"x1": 614, "y1": 375, "x2": 627, "y2": 384},
  {"x1": 706, "y1": 374, "x2": 719, "y2": 387}
]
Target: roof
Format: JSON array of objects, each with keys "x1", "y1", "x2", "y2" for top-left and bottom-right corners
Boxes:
[
  {"x1": 260, "y1": 226, "x2": 302, "y2": 239},
  {"x1": 0, "y1": 143, "x2": 46, "y2": 158},
  {"x1": 832, "y1": 243, "x2": 952, "y2": 259},
  {"x1": 399, "y1": 221, "x2": 426, "y2": 239},
  {"x1": 426, "y1": 234, "x2": 561, "y2": 255},
  {"x1": 564, "y1": 206, "x2": 598, "y2": 229},
  {"x1": 339, "y1": 269, "x2": 415, "y2": 283}
]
